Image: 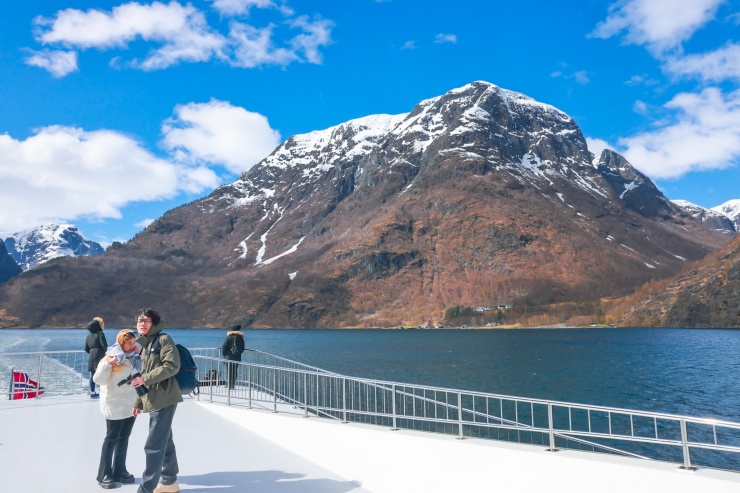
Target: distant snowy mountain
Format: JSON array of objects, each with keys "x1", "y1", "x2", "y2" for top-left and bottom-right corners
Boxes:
[
  {"x1": 3, "y1": 224, "x2": 104, "y2": 271},
  {"x1": 712, "y1": 199, "x2": 740, "y2": 232},
  {"x1": 672, "y1": 200, "x2": 736, "y2": 234},
  {"x1": 0, "y1": 240, "x2": 21, "y2": 282}
]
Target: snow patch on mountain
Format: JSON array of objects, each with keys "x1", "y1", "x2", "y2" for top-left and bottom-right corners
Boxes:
[
  {"x1": 712, "y1": 199, "x2": 740, "y2": 228},
  {"x1": 3, "y1": 224, "x2": 104, "y2": 271},
  {"x1": 673, "y1": 200, "x2": 736, "y2": 233}
]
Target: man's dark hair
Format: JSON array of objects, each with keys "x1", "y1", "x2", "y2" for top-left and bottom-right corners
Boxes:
[{"x1": 136, "y1": 308, "x2": 161, "y2": 325}]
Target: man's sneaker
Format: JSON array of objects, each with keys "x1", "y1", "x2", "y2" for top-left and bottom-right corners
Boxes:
[
  {"x1": 90, "y1": 393, "x2": 99, "y2": 399},
  {"x1": 153, "y1": 479, "x2": 180, "y2": 492}
]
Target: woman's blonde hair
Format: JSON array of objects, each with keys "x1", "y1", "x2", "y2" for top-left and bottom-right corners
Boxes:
[
  {"x1": 109, "y1": 330, "x2": 137, "y2": 373},
  {"x1": 116, "y1": 329, "x2": 136, "y2": 347}
]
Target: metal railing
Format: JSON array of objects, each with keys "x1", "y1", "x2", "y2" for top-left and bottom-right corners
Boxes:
[
  {"x1": 2, "y1": 349, "x2": 739, "y2": 472},
  {"x1": 196, "y1": 356, "x2": 740, "y2": 473}
]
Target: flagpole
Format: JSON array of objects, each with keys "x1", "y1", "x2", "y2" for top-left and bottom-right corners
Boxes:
[{"x1": 36, "y1": 353, "x2": 43, "y2": 400}]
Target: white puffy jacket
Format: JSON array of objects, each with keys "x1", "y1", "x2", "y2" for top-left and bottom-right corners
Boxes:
[{"x1": 93, "y1": 357, "x2": 138, "y2": 420}]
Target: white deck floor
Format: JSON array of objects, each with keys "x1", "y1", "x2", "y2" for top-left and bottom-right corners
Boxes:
[{"x1": 1, "y1": 395, "x2": 739, "y2": 493}]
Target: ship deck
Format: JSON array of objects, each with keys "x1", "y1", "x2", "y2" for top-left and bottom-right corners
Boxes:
[{"x1": 1, "y1": 395, "x2": 739, "y2": 493}]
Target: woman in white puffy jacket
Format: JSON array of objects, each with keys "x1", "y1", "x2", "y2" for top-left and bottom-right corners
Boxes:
[{"x1": 93, "y1": 329, "x2": 140, "y2": 489}]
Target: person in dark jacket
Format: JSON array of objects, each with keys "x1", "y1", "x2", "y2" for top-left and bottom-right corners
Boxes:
[
  {"x1": 221, "y1": 325, "x2": 245, "y2": 389},
  {"x1": 84, "y1": 317, "x2": 108, "y2": 398},
  {"x1": 131, "y1": 308, "x2": 182, "y2": 493}
]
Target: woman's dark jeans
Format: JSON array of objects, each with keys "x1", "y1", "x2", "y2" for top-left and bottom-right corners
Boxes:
[{"x1": 97, "y1": 416, "x2": 136, "y2": 481}]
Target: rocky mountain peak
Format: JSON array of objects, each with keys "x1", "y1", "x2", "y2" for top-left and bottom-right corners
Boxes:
[
  {"x1": 1, "y1": 81, "x2": 734, "y2": 328},
  {"x1": 0, "y1": 240, "x2": 21, "y2": 283},
  {"x1": 3, "y1": 223, "x2": 104, "y2": 271},
  {"x1": 712, "y1": 199, "x2": 740, "y2": 231},
  {"x1": 673, "y1": 200, "x2": 736, "y2": 233}
]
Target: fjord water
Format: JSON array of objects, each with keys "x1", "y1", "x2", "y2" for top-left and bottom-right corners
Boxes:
[{"x1": 2, "y1": 328, "x2": 738, "y2": 421}]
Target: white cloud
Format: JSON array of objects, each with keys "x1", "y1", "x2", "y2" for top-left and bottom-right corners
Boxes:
[
  {"x1": 28, "y1": 1, "x2": 333, "y2": 76},
  {"x1": 550, "y1": 69, "x2": 590, "y2": 84},
  {"x1": 590, "y1": 0, "x2": 723, "y2": 54},
  {"x1": 135, "y1": 218, "x2": 155, "y2": 229},
  {"x1": 162, "y1": 99, "x2": 281, "y2": 174},
  {"x1": 633, "y1": 100, "x2": 649, "y2": 114},
  {"x1": 401, "y1": 40, "x2": 416, "y2": 50},
  {"x1": 586, "y1": 137, "x2": 613, "y2": 158},
  {"x1": 434, "y1": 33, "x2": 457, "y2": 44},
  {"x1": 663, "y1": 42, "x2": 740, "y2": 82},
  {"x1": 228, "y1": 22, "x2": 299, "y2": 67},
  {"x1": 0, "y1": 126, "x2": 219, "y2": 233},
  {"x1": 33, "y1": 2, "x2": 226, "y2": 71},
  {"x1": 288, "y1": 16, "x2": 334, "y2": 64},
  {"x1": 24, "y1": 49, "x2": 78, "y2": 77},
  {"x1": 617, "y1": 87, "x2": 740, "y2": 179},
  {"x1": 211, "y1": 0, "x2": 275, "y2": 16}
]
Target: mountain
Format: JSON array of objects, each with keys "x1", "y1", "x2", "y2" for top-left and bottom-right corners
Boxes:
[
  {"x1": 0, "y1": 241, "x2": 22, "y2": 283},
  {"x1": 712, "y1": 199, "x2": 740, "y2": 232},
  {"x1": 3, "y1": 224, "x2": 105, "y2": 271},
  {"x1": 0, "y1": 81, "x2": 732, "y2": 328},
  {"x1": 616, "y1": 235, "x2": 740, "y2": 328},
  {"x1": 671, "y1": 200, "x2": 736, "y2": 234}
]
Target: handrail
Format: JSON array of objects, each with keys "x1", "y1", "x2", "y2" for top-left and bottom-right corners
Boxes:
[
  {"x1": 194, "y1": 356, "x2": 740, "y2": 472},
  {"x1": 2, "y1": 349, "x2": 739, "y2": 472}
]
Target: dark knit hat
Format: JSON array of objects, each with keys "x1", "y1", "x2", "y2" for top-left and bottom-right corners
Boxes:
[{"x1": 230, "y1": 324, "x2": 242, "y2": 331}]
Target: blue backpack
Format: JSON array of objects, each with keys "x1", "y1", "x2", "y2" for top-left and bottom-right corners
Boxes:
[{"x1": 153, "y1": 333, "x2": 199, "y2": 396}]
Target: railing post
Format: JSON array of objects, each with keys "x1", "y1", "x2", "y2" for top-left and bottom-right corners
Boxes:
[
  {"x1": 457, "y1": 392, "x2": 465, "y2": 439},
  {"x1": 247, "y1": 365, "x2": 252, "y2": 409},
  {"x1": 546, "y1": 403, "x2": 559, "y2": 452},
  {"x1": 208, "y1": 359, "x2": 213, "y2": 402},
  {"x1": 226, "y1": 365, "x2": 231, "y2": 407},
  {"x1": 679, "y1": 419, "x2": 696, "y2": 470},
  {"x1": 272, "y1": 369, "x2": 277, "y2": 413},
  {"x1": 391, "y1": 384, "x2": 398, "y2": 431},
  {"x1": 342, "y1": 377, "x2": 348, "y2": 423},
  {"x1": 303, "y1": 372, "x2": 308, "y2": 418},
  {"x1": 9, "y1": 366, "x2": 14, "y2": 399}
]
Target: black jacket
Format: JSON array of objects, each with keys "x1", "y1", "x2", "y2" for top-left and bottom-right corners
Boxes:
[
  {"x1": 84, "y1": 319, "x2": 108, "y2": 372},
  {"x1": 221, "y1": 331, "x2": 245, "y2": 361}
]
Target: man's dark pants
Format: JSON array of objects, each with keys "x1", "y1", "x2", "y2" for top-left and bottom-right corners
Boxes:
[{"x1": 137, "y1": 403, "x2": 179, "y2": 493}]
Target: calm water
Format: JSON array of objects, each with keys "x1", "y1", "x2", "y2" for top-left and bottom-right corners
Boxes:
[{"x1": 2, "y1": 327, "x2": 739, "y2": 421}]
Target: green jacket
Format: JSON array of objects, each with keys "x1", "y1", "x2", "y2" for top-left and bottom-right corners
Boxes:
[{"x1": 135, "y1": 320, "x2": 183, "y2": 412}]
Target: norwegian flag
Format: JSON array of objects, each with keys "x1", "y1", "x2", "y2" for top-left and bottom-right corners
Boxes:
[{"x1": 10, "y1": 371, "x2": 44, "y2": 400}]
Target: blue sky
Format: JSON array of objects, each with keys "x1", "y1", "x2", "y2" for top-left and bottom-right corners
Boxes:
[{"x1": 0, "y1": 0, "x2": 738, "y2": 246}]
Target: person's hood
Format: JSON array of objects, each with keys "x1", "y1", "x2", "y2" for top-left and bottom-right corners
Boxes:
[{"x1": 86, "y1": 319, "x2": 102, "y2": 333}]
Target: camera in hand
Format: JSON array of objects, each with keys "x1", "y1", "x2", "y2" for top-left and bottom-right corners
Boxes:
[{"x1": 117, "y1": 372, "x2": 148, "y2": 396}]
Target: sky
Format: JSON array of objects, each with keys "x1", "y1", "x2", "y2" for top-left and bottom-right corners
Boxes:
[{"x1": 0, "y1": 0, "x2": 738, "y2": 246}]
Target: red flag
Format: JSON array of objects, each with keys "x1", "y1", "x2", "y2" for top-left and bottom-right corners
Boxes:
[{"x1": 11, "y1": 371, "x2": 44, "y2": 400}]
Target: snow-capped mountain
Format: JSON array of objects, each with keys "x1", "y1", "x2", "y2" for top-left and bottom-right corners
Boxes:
[
  {"x1": 0, "y1": 81, "x2": 731, "y2": 328},
  {"x1": 0, "y1": 240, "x2": 22, "y2": 282},
  {"x1": 672, "y1": 200, "x2": 736, "y2": 233},
  {"x1": 712, "y1": 199, "x2": 740, "y2": 232},
  {"x1": 3, "y1": 224, "x2": 104, "y2": 271}
]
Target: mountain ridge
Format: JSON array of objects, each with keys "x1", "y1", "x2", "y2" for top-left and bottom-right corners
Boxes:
[{"x1": 0, "y1": 81, "x2": 733, "y2": 328}]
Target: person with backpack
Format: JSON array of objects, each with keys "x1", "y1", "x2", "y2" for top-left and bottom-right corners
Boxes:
[
  {"x1": 221, "y1": 324, "x2": 245, "y2": 389},
  {"x1": 84, "y1": 317, "x2": 108, "y2": 398},
  {"x1": 130, "y1": 308, "x2": 182, "y2": 493}
]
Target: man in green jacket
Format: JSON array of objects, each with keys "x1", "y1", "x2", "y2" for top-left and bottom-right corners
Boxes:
[{"x1": 131, "y1": 309, "x2": 183, "y2": 493}]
